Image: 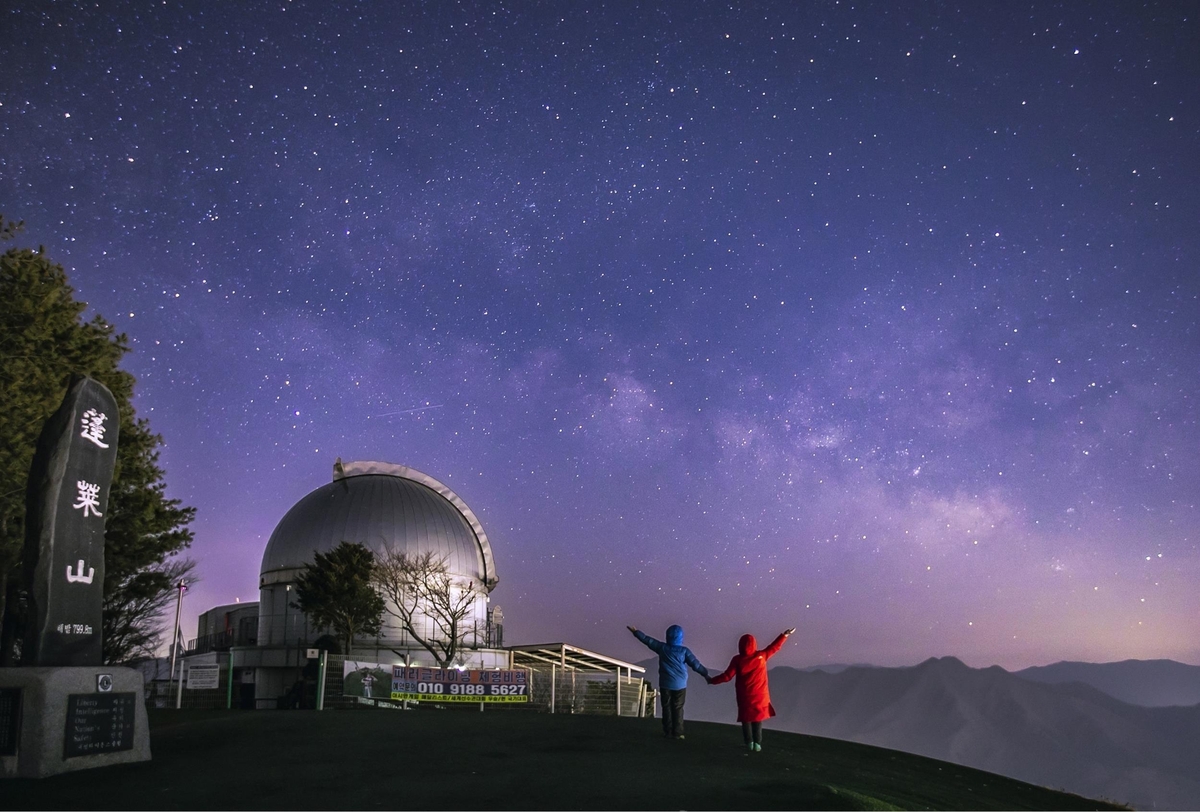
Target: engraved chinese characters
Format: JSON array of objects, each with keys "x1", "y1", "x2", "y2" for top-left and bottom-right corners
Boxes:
[
  {"x1": 22, "y1": 375, "x2": 120, "y2": 666},
  {"x1": 78, "y1": 409, "x2": 109, "y2": 449}
]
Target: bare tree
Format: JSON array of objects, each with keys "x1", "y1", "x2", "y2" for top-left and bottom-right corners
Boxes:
[
  {"x1": 103, "y1": 558, "x2": 195, "y2": 664},
  {"x1": 372, "y1": 550, "x2": 482, "y2": 668}
]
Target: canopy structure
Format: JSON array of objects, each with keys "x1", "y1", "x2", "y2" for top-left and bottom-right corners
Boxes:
[
  {"x1": 508, "y1": 642, "x2": 646, "y2": 674},
  {"x1": 508, "y1": 643, "x2": 649, "y2": 717}
]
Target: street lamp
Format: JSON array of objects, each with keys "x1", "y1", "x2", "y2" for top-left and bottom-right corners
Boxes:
[{"x1": 167, "y1": 579, "x2": 187, "y2": 697}]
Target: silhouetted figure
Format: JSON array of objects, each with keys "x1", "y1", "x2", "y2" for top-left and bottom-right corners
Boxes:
[
  {"x1": 285, "y1": 679, "x2": 305, "y2": 709},
  {"x1": 707, "y1": 628, "x2": 794, "y2": 751},
  {"x1": 628, "y1": 624, "x2": 709, "y2": 739}
]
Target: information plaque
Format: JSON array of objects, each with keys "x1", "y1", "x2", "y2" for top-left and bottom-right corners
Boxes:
[
  {"x1": 63, "y1": 692, "x2": 135, "y2": 758},
  {"x1": 0, "y1": 687, "x2": 20, "y2": 757},
  {"x1": 186, "y1": 664, "x2": 221, "y2": 690}
]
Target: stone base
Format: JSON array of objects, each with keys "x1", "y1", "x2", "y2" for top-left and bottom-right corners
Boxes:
[{"x1": 0, "y1": 666, "x2": 151, "y2": 778}]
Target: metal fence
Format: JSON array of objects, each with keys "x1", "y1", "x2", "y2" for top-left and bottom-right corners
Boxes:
[
  {"x1": 149, "y1": 653, "x2": 655, "y2": 717},
  {"x1": 185, "y1": 619, "x2": 257, "y2": 656},
  {"x1": 324, "y1": 655, "x2": 654, "y2": 716},
  {"x1": 523, "y1": 666, "x2": 653, "y2": 716},
  {"x1": 146, "y1": 666, "x2": 234, "y2": 710},
  {"x1": 320, "y1": 655, "x2": 362, "y2": 709}
]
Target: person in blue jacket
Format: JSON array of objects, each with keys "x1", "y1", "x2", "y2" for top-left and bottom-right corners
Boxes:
[{"x1": 628, "y1": 623, "x2": 710, "y2": 739}]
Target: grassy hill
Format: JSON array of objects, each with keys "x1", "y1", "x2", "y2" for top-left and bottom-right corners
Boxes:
[
  {"x1": 4, "y1": 708, "x2": 1123, "y2": 810},
  {"x1": 682, "y1": 656, "x2": 1198, "y2": 809}
]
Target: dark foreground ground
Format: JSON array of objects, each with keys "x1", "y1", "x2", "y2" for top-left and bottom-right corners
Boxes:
[{"x1": 5, "y1": 707, "x2": 1124, "y2": 810}]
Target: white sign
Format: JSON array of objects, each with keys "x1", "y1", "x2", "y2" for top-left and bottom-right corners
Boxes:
[
  {"x1": 306, "y1": 648, "x2": 320, "y2": 659},
  {"x1": 186, "y1": 663, "x2": 221, "y2": 690}
]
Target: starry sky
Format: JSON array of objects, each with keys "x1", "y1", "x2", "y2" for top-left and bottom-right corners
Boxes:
[{"x1": 3, "y1": 1, "x2": 1198, "y2": 671}]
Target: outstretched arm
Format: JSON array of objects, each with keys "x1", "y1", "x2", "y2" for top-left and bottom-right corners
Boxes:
[
  {"x1": 629, "y1": 626, "x2": 663, "y2": 653},
  {"x1": 763, "y1": 628, "x2": 794, "y2": 660},
  {"x1": 707, "y1": 658, "x2": 737, "y2": 685},
  {"x1": 685, "y1": 648, "x2": 709, "y2": 679}
]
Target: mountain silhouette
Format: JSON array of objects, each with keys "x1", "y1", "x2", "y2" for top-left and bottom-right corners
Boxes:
[
  {"x1": 684, "y1": 656, "x2": 1200, "y2": 809},
  {"x1": 1016, "y1": 659, "x2": 1200, "y2": 707}
]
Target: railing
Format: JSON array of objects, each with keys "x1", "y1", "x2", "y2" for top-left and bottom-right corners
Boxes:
[
  {"x1": 184, "y1": 627, "x2": 257, "y2": 656},
  {"x1": 326, "y1": 655, "x2": 650, "y2": 716},
  {"x1": 152, "y1": 652, "x2": 654, "y2": 717},
  {"x1": 145, "y1": 667, "x2": 235, "y2": 710},
  {"x1": 524, "y1": 667, "x2": 653, "y2": 716}
]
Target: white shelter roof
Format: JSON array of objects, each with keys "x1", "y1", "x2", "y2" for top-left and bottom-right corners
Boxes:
[{"x1": 508, "y1": 643, "x2": 646, "y2": 674}]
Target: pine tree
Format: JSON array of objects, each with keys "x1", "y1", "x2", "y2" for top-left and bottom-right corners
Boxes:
[
  {"x1": 292, "y1": 542, "x2": 385, "y2": 654},
  {"x1": 0, "y1": 219, "x2": 195, "y2": 663}
]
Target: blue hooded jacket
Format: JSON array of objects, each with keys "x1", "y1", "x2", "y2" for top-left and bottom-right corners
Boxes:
[{"x1": 633, "y1": 625, "x2": 709, "y2": 691}]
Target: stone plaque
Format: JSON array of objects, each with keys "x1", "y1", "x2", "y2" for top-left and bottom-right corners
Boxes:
[
  {"x1": 63, "y1": 692, "x2": 135, "y2": 759},
  {"x1": 22, "y1": 375, "x2": 120, "y2": 667},
  {"x1": 0, "y1": 688, "x2": 20, "y2": 757}
]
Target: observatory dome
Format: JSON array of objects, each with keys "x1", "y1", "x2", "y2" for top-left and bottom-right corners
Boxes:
[{"x1": 257, "y1": 460, "x2": 497, "y2": 648}]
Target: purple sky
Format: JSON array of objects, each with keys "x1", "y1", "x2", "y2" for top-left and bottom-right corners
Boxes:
[{"x1": 4, "y1": 1, "x2": 1197, "y2": 670}]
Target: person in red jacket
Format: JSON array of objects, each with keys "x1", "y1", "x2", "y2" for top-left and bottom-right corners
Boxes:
[{"x1": 706, "y1": 627, "x2": 795, "y2": 752}]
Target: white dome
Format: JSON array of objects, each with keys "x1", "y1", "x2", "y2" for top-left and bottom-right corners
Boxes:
[
  {"x1": 259, "y1": 460, "x2": 497, "y2": 589},
  {"x1": 256, "y1": 461, "x2": 497, "y2": 649}
]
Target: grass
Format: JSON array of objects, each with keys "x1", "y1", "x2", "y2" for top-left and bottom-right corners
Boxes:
[{"x1": 4, "y1": 707, "x2": 1125, "y2": 810}]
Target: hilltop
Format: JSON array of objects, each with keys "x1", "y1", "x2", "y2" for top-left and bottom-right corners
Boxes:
[
  {"x1": 684, "y1": 656, "x2": 1200, "y2": 809},
  {"x1": 3, "y1": 707, "x2": 1118, "y2": 810}
]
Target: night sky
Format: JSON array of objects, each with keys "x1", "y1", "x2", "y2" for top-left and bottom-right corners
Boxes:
[{"x1": 4, "y1": 1, "x2": 1197, "y2": 670}]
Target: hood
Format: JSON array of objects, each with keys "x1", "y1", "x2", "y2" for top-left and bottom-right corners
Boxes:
[
  {"x1": 666, "y1": 625, "x2": 684, "y2": 645},
  {"x1": 738, "y1": 633, "x2": 757, "y2": 655}
]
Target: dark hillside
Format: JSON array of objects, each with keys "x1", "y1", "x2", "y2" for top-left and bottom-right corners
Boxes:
[
  {"x1": 1, "y1": 707, "x2": 1118, "y2": 811},
  {"x1": 684, "y1": 657, "x2": 1200, "y2": 809}
]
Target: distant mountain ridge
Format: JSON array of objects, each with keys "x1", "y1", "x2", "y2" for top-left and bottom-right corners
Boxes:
[
  {"x1": 681, "y1": 656, "x2": 1200, "y2": 810},
  {"x1": 635, "y1": 657, "x2": 876, "y2": 676},
  {"x1": 1015, "y1": 659, "x2": 1200, "y2": 707},
  {"x1": 798, "y1": 662, "x2": 877, "y2": 674}
]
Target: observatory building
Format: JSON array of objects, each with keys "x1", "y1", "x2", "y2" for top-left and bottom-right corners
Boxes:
[
  {"x1": 179, "y1": 458, "x2": 646, "y2": 712},
  {"x1": 259, "y1": 459, "x2": 501, "y2": 655},
  {"x1": 189, "y1": 460, "x2": 509, "y2": 708}
]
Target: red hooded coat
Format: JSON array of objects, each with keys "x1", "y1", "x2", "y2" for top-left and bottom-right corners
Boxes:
[{"x1": 708, "y1": 632, "x2": 788, "y2": 723}]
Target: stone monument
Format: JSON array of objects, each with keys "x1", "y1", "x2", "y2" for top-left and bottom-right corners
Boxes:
[{"x1": 0, "y1": 375, "x2": 152, "y2": 778}]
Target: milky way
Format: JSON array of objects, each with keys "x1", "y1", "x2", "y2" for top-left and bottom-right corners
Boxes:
[{"x1": 3, "y1": 1, "x2": 1197, "y2": 668}]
